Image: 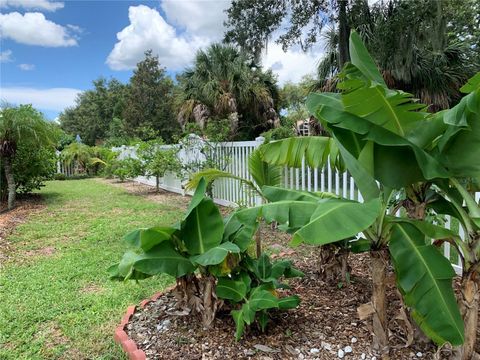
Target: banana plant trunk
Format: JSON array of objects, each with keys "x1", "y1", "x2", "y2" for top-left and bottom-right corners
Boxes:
[
  {"x1": 201, "y1": 275, "x2": 218, "y2": 328},
  {"x1": 319, "y1": 244, "x2": 351, "y2": 283},
  {"x1": 458, "y1": 270, "x2": 479, "y2": 360},
  {"x1": 3, "y1": 156, "x2": 16, "y2": 210},
  {"x1": 370, "y1": 249, "x2": 389, "y2": 357}
]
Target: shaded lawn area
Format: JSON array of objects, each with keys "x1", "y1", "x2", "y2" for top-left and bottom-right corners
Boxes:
[{"x1": 0, "y1": 179, "x2": 184, "y2": 359}]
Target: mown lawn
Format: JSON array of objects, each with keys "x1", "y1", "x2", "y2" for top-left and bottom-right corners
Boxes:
[{"x1": 0, "y1": 179, "x2": 183, "y2": 359}]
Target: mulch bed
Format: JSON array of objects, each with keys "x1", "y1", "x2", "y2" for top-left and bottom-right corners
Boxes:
[{"x1": 111, "y1": 179, "x2": 480, "y2": 360}]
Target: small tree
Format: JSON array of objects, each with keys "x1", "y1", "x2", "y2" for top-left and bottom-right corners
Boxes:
[
  {"x1": 138, "y1": 140, "x2": 181, "y2": 192},
  {"x1": 0, "y1": 104, "x2": 56, "y2": 210}
]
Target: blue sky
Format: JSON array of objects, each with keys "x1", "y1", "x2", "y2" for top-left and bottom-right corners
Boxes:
[{"x1": 0, "y1": 0, "x2": 324, "y2": 120}]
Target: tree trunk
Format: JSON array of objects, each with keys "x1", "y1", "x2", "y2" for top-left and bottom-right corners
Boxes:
[
  {"x1": 370, "y1": 250, "x2": 389, "y2": 357},
  {"x1": 155, "y1": 175, "x2": 159, "y2": 192},
  {"x1": 201, "y1": 275, "x2": 218, "y2": 328},
  {"x1": 318, "y1": 244, "x2": 351, "y2": 284},
  {"x1": 457, "y1": 271, "x2": 479, "y2": 360},
  {"x1": 3, "y1": 157, "x2": 16, "y2": 211},
  {"x1": 338, "y1": 0, "x2": 350, "y2": 69}
]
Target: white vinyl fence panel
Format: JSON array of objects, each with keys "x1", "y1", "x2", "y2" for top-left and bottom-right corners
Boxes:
[{"x1": 112, "y1": 136, "x2": 478, "y2": 276}]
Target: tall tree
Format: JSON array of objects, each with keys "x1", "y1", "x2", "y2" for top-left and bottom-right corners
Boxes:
[
  {"x1": 59, "y1": 77, "x2": 128, "y2": 145},
  {"x1": 123, "y1": 50, "x2": 180, "y2": 142},
  {"x1": 177, "y1": 44, "x2": 280, "y2": 140}
]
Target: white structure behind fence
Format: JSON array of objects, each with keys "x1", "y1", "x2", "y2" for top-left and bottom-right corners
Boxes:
[{"x1": 107, "y1": 136, "x2": 479, "y2": 275}]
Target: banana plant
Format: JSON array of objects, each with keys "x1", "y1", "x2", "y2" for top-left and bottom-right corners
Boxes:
[
  {"x1": 109, "y1": 177, "x2": 303, "y2": 338},
  {"x1": 216, "y1": 253, "x2": 303, "y2": 340},
  {"x1": 255, "y1": 31, "x2": 465, "y2": 355},
  {"x1": 109, "y1": 178, "x2": 237, "y2": 327},
  {"x1": 424, "y1": 73, "x2": 480, "y2": 359},
  {"x1": 186, "y1": 148, "x2": 283, "y2": 257}
]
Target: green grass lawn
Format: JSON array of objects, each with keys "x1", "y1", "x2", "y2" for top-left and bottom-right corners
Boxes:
[{"x1": 0, "y1": 179, "x2": 184, "y2": 359}]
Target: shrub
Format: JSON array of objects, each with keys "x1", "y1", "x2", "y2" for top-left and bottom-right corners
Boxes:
[
  {"x1": 112, "y1": 157, "x2": 142, "y2": 182},
  {"x1": 109, "y1": 178, "x2": 302, "y2": 338},
  {"x1": 53, "y1": 173, "x2": 67, "y2": 181}
]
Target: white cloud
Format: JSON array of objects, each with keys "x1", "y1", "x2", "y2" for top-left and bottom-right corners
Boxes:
[
  {"x1": 108, "y1": 2, "x2": 323, "y2": 84},
  {"x1": 18, "y1": 63, "x2": 35, "y2": 70},
  {"x1": 0, "y1": 87, "x2": 81, "y2": 112},
  {"x1": 0, "y1": 0, "x2": 64, "y2": 12},
  {"x1": 106, "y1": 5, "x2": 209, "y2": 71},
  {"x1": 0, "y1": 49, "x2": 13, "y2": 62},
  {"x1": 0, "y1": 12, "x2": 78, "y2": 47},
  {"x1": 160, "y1": 0, "x2": 230, "y2": 39},
  {"x1": 263, "y1": 43, "x2": 323, "y2": 84}
]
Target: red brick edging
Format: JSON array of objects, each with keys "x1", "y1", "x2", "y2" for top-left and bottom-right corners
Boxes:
[{"x1": 114, "y1": 289, "x2": 172, "y2": 360}]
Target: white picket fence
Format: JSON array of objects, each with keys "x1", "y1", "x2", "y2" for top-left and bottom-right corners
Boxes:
[{"x1": 112, "y1": 135, "x2": 478, "y2": 276}]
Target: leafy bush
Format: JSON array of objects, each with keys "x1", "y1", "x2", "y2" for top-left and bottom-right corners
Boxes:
[
  {"x1": 109, "y1": 178, "x2": 302, "y2": 338},
  {"x1": 53, "y1": 173, "x2": 67, "y2": 181},
  {"x1": 112, "y1": 157, "x2": 143, "y2": 182},
  {"x1": 138, "y1": 140, "x2": 181, "y2": 191},
  {"x1": 12, "y1": 143, "x2": 57, "y2": 194},
  {"x1": 261, "y1": 126, "x2": 296, "y2": 142}
]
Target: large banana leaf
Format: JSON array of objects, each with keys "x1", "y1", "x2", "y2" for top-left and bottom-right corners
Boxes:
[
  {"x1": 181, "y1": 198, "x2": 224, "y2": 255},
  {"x1": 248, "y1": 148, "x2": 282, "y2": 188},
  {"x1": 389, "y1": 222, "x2": 464, "y2": 346},
  {"x1": 228, "y1": 196, "x2": 381, "y2": 247},
  {"x1": 289, "y1": 197, "x2": 381, "y2": 246},
  {"x1": 262, "y1": 185, "x2": 337, "y2": 202},
  {"x1": 123, "y1": 226, "x2": 176, "y2": 251},
  {"x1": 260, "y1": 136, "x2": 336, "y2": 169},
  {"x1": 348, "y1": 31, "x2": 386, "y2": 87},
  {"x1": 190, "y1": 241, "x2": 240, "y2": 266},
  {"x1": 313, "y1": 104, "x2": 450, "y2": 187},
  {"x1": 223, "y1": 211, "x2": 260, "y2": 251},
  {"x1": 119, "y1": 241, "x2": 195, "y2": 278}
]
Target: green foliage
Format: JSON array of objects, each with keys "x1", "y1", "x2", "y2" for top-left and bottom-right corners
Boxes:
[
  {"x1": 261, "y1": 126, "x2": 296, "y2": 142},
  {"x1": 178, "y1": 43, "x2": 280, "y2": 140},
  {"x1": 12, "y1": 143, "x2": 56, "y2": 193},
  {"x1": 217, "y1": 253, "x2": 302, "y2": 340},
  {"x1": 138, "y1": 140, "x2": 181, "y2": 183},
  {"x1": 110, "y1": 179, "x2": 301, "y2": 339},
  {"x1": 112, "y1": 158, "x2": 143, "y2": 182},
  {"x1": 123, "y1": 50, "x2": 180, "y2": 142},
  {"x1": 59, "y1": 77, "x2": 129, "y2": 146}
]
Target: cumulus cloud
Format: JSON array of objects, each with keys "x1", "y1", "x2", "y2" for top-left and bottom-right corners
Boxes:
[
  {"x1": 0, "y1": 87, "x2": 81, "y2": 112},
  {"x1": 106, "y1": 5, "x2": 208, "y2": 71},
  {"x1": 0, "y1": 12, "x2": 78, "y2": 47},
  {"x1": 18, "y1": 63, "x2": 35, "y2": 71},
  {"x1": 160, "y1": 0, "x2": 229, "y2": 39},
  {"x1": 108, "y1": 1, "x2": 324, "y2": 84},
  {"x1": 263, "y1": 43, "x2": 323, "y2": 84},
  {"x1": 0, "y1": 49, "x2": 13, "y2": 62},
  {"x1": 0, "y1": 0, "x2": 64, "y2": 12}
]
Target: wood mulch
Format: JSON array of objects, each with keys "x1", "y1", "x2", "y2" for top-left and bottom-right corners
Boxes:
[{"x1": 112, "y1": 179, "x2": 479, "y2": 360}]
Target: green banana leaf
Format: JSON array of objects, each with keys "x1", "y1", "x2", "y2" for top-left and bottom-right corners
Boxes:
[
  {"x1": 389, "y1": 222, "x2": 464, "y2": 346},
  {"x1": 190, "y1": 241, "x2": 240, "y2": 266},
  {"x1": 121, "y1": 241, "x2": 195, "y2": 278},
  {"x1": 348, "y1": 31, "x2": 386, "y2": 87},
  {"x1": 290, "y1": 197, "x2": 382, "y2": 246},
  {"x1": 262, "y1": 185, "x2": 337, "y2": 202},
  {"x1": 181, "y1": 197, "x2": 224, "y2": 255},
  {"x1": 123, "y1": 226, "x2": 176, "y2": 251},
  {"x1": 223, "y1": 211, "x2": 260, "y2": 251},
  {"x1": 248, "y1": 148, "x2": 283, "y2": 188},
  {"x1": 260, "y1": 136, "x2": 335, "y2": 169}
]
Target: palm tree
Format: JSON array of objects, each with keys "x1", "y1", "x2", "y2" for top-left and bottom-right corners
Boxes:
[
  {"x1": 314, "y1": 0, "x2": 477, "y2": 110},
  {"x1": 177, "y1": 44, "x2": 280, "y2": 139},
  {"x1": 0, "y1": 104, "x2": 55, "y2": 210}
]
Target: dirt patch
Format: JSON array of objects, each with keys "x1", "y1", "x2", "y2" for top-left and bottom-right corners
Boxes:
[
  {"x1": 100, "y1": 179, "x2": 192, "y2": 210},
  {"x1": 80, "y1": 283, "x2": 104, "y2": 294},
  {"x1": 0, "y1": 194, "x2": 45, "y2": 265},
  {"x1": 23, "y1": 246, "x2": 56, "y2": 258}
]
